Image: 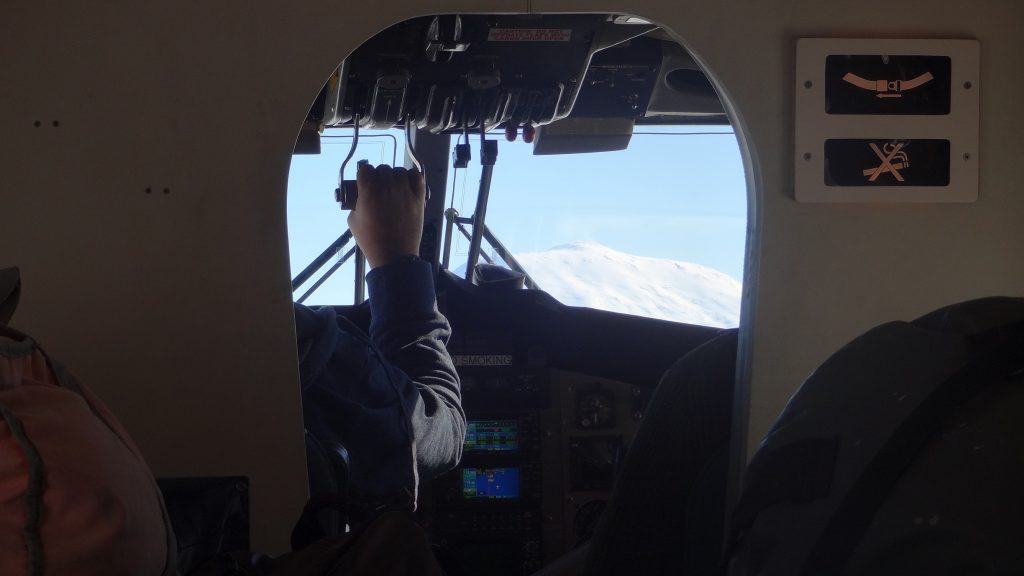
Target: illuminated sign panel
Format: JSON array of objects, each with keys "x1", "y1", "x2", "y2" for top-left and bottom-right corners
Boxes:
[
  {"x1": 824, "y1": 139, "x2": 950, "y2": 186},
  {"x1": 825, "y1": 55, "x2": 951, "y2": 115},
  {"x1": 795, "y1": 39, "x2": 979, "y2": 203}
]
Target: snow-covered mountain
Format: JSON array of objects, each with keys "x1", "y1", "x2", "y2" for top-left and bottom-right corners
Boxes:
[{"x1": 511, "y1": 241, "x2": 741, "y2": 328}]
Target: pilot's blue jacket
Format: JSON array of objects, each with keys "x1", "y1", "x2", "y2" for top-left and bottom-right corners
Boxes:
[{"x1": 293, "y1": 259, "x2": 464, "y2": 501}]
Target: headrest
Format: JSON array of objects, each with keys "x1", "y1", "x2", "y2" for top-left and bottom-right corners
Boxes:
[
  {"x1": 0, "y1": 267, "x2": 20, "y2": 324},
  {"x1": 913, "y1": 296, "x2": 1024, "y2": 336}
]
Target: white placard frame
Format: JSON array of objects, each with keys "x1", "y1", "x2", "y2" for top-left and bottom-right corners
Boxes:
[{"x1": 795, "y1": 38, "x2": 979, "y2": 203}]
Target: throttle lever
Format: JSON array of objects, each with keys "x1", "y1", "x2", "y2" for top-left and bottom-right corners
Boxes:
[
  {"x1": 335, "y1": 115, "x2": 428, "y2": 211},
  {"x1": 335, "y1": 160, "x2": 368, "y2": 210},
  {"x1": 335, "y1": 112, "x2": 361, "y2": 210},
  {"x1": 404, "y1": 116, "x2": 430, "y2": 202}
]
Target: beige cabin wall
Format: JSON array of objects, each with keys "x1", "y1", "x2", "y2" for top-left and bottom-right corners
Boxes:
[{"x1": 2, "y1": 0, "x2": 1022, "y2": 551}]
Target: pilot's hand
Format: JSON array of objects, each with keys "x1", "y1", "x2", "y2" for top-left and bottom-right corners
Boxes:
[{"x1": 347, "y1": 164, "x2": 425, "y2": 268}]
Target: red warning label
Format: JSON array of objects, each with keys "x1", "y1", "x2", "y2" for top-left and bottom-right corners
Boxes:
[{"x1": 487, "y1": 28, "x2": 572, "y2": 42}]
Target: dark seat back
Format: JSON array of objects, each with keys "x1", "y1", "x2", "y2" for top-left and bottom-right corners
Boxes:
[
  {"x1": 583, "y1": 330, "x2": 738, "y2": 576},
  {"x1": 157, "y1": 477, "x2": 250, "y2": 575},
  {"x1": 291, "y1": 430, "x2": 351, "y2": 550},
  {"x1": 729, "y1": 297, "x2": 1024, "y2": 576}
]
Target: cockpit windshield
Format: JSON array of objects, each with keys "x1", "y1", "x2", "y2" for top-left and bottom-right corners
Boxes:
[
  {"x1": 288, "y1": 125, "x2": 744, "y2": 327},
  {"x1": 287, "y1": 13, "x2": 747, "y2": 328}
]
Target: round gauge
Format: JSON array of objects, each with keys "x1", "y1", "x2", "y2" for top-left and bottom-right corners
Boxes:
[
  {"x1": 577, "y1": 390, "x2": 616, "y2": 429},
  {"x1": 573, "y1": 499, "x2": 608, "y2": 545}
]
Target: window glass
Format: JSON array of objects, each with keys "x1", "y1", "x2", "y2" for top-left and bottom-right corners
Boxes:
[
  {"x1": 287, "y1": 126, "x2": 746, "y2": 327},
  {"x1": 446, "y1": 126, "x2": 745, "y2": 327}
]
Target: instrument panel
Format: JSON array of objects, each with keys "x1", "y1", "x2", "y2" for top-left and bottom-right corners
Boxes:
[
  {"x1": 419, "y1": 341, "x2": 650, "y2": 575},
  {"x1": 407, "y1": 272, "x2": 719, "y2": 575}
]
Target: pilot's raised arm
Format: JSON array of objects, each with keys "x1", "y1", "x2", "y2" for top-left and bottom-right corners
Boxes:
[{"x1": 294, "y1": 164, "x2": 464, "y2": 502}]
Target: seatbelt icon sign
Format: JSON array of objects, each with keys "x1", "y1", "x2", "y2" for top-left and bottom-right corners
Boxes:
[
  {"x1": 863, "y1": 142, "x2": 909, "y2": 182},
  {"x1": 843, "y1": 72, "x2": 934, "y2": 98}
]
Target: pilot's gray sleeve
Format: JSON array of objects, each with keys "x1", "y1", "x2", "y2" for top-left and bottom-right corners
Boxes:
[{"x1": 367, "y1": 259, "x2": 465, "y2": 477}]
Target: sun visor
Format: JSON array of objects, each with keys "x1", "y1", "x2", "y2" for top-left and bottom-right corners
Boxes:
[
  {"x1": 645, "y1": 43, "x2": 725, "y2": 117},
  {"x1": 532, "y1": 116, "x2": 634, "y2": 155},
  {"x1": 292, "y1": 120, "x2": 322, "y2": 155}
]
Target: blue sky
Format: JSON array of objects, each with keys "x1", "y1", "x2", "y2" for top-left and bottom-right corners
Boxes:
[{"x1": 287, "y1": 125, "x2": 747, "y2": 306}]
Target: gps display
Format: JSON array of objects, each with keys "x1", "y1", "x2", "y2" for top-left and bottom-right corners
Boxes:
[
  {"x1": 462, "y1": 467, "x2": 520, "y2": 499},
  {"x1": 465, "y1": 419, "x2": 519, "y2": 452}
]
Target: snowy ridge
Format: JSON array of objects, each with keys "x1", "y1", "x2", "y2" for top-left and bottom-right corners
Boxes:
[{"x1": 513, "y1": 241, "x2": 741, "y2": 328}]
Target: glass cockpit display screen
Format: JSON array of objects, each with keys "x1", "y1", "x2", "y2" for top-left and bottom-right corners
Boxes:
[
  {"x1": 465, "y1": 419, "x2": 519, "y2": 452},
  {"x1": 462, "y1": 467, "x2": 520, "y2": 500}
]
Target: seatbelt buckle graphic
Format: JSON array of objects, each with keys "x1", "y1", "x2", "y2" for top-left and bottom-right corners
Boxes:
[{"x1": 845, "y1": 72, "x2": 934, "y2": 99}]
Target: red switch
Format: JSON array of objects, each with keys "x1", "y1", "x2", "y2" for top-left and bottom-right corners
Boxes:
[{"x1": 522, "y1": 125, "x2": 536, "y2": 144}]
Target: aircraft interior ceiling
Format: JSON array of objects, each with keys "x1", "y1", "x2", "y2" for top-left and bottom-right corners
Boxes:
[
  {"x1": 309, "y1": 13, "x2": 726, "y2": 135},
  {"x1": 2, "y1": 0, "x2": 1023, "y2": 554}
]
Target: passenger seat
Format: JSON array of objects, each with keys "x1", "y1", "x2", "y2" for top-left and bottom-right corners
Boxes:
[{"x1": 581, "y1": 330, "x2": 738, "y2": 576}]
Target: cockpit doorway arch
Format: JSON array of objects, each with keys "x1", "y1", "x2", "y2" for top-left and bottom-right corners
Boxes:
[{"x1": 283, "y1": 8, "x2": 762, "y2": 562}]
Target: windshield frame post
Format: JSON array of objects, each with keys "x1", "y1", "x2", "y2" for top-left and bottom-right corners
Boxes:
[
  {"x1": 465, "y1": 129, "x2": 497, "y2": 284},
  {"x1": 408, "y1": 128, "x2": 451, "y2": 272}
]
